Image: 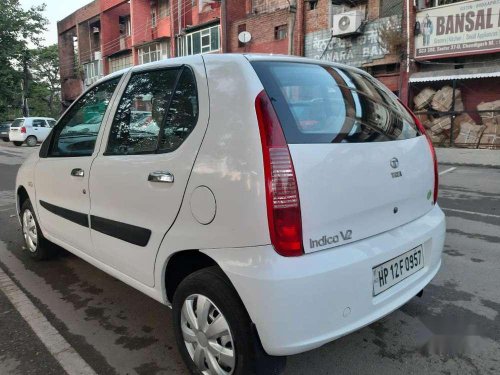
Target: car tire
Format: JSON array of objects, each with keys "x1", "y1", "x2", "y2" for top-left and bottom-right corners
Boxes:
[
  {"x1": 172, "y1": 266, "x2": 286, "y2": 375},
  {"x1": 2, "y1": 138, "x2": 9, "y2": 142},
  {"x1": 20, "y1": 199, "x2": 57, "y2": 260},
  {"x1": 13, "y1": 141, "x2": 23, "y2": 146},
  {"x1": 26, "y1": 136, "x2": 37, "y2": 147}
]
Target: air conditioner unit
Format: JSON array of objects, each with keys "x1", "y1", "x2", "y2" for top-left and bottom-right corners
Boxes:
[
  {"x1": 332, "y1": 10, "x2": 364, "y2": 37},
  {"x1": 94, "y1": 51, "x2": 102, "y2": 60}
]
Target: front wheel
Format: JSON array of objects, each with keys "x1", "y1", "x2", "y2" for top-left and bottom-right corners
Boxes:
[
  {"x1": 20, "y1": 199, "x2": 57, "y2": 260},
  {"x1": 26, "y1": 135, "x2": 37, "y2": 147},
  {"x1": 2, "y1": 137, "x2": 9, "y2": 142},
  {"x1": 13, "y1": 141, "x2": 23, "y2": 146},
  {"x1": 172, "y1": 266, "x2": 286, "y2": 375}
]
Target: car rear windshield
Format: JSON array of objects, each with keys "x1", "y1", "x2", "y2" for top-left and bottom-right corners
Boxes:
[
  {"x1": 11, "y1": 119, "x2": 24, "y2": 128},
  {"x1": 252, "y1": 61, "x2": 419, "y2": 144}
]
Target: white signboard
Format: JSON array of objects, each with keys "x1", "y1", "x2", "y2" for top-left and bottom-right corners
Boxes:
[{"x1": 415, "y1": 0, "x2": 500, "y2": 59}]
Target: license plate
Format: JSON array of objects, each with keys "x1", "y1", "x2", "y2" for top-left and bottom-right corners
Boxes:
[{"x1": 373, "y1": 246, "x2": 424, "y2": 296}]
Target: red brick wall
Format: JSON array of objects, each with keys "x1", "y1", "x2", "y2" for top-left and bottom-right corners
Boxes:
[
  {"x1": 101, "y1": 3, "x2": 130, "y2": 57},
  {"x1": 304, "y1": 0, "x2": 329, "y2": 35},
  {"x1": 228, "y1": 8, "x2": 290, "y2": 55},
  {"x1": 58, "y1": 0, "x2": 100, "y2": 34},
  {"x1": 131, "y1": 0, "x2": 153, "y2": 46}
]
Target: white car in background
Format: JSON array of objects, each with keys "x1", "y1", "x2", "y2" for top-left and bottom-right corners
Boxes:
[
  {"x1": 9, "y1": 117, "x2": 57, "y2": 146},
  {"x1": 15, "y1": 55, "x2": 445, "y2": 375}
]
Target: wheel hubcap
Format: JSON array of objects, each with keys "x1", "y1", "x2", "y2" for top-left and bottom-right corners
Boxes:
[
  {"x1": 22, "y1": 209, "x2": 38, "y2": 253},
  {"x1": 181, "y1": 294, "x2": 235, "y2": 375}
]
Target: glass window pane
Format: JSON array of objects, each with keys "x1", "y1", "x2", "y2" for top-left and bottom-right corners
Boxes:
[
  {"x1": 159, "y1": 68, "x2": 198, "y2": 152},
  {"x1": 106, "y1": 69, "x2": 180, "y2": 155},
  {"x1": 210, "y1": 26, "x2": 219, "y2": 51},
  {"x1": 193, "y1": 33, "x2": 201, "y2": 54},
  {"x1": 50, "y1": 78, "x2": 120, "y2": 157}
]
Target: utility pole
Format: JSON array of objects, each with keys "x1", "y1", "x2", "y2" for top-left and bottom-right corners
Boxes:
[
  {"x1": 288, "y1": 0, "x2": 297, "y2": 55},
  {"x1": 21, "y1": 51, "x2": 30, "y2": 117}
]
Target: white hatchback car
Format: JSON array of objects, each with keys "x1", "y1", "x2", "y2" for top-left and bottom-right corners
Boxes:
[
  {"x1": 9, "y1": 117, "x2": 57, "y2": 146},
  {"x1": 15, "y1": 54, "x2": 445, "y2": 374}
]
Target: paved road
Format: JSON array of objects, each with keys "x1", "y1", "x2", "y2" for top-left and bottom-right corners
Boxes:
[{"x1": 0, "y1": 142, "x2": 499, "y2": 375}]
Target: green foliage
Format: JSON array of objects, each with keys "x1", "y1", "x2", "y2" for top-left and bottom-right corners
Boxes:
[{"x1": 0, "y1": 0, "x2": 50, "y2": 121}]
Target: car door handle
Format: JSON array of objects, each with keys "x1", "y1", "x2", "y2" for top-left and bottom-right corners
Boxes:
[
  {"x1": 148, "y1": 171, "x2": 174, "y2": 183},
  {"x1": 71, "y1": 168, "x2": 84, "y2": 177}
]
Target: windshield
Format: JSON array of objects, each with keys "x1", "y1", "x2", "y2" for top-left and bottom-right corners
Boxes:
[{"x1": 252, "y1": 62, "x2": 419, "y2": 144}]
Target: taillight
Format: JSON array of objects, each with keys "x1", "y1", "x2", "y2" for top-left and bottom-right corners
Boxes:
[
  {"x1": 255, "y1": 90, "x2": 304, "y2": 257},
  {"x1": 399, "y1": 100, "x2": 438, "y2": 205},
  {"x1": 20, "y1": 126, "x2": 26, "y2": 134}
]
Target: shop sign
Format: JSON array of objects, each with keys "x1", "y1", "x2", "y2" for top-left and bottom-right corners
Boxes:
[
  {"x1": 415, "y1": 0, "x2": 500, "y2": 59},
  {"x1": 305, "y1": 16, "x2": 400, "y2": 67}
]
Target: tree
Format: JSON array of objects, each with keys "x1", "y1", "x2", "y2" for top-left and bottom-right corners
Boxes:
[
  {"x1": 0, "y1": 0, "x2": 48, "y2": 121},
  {"x1": 30, "y1": 45, "x2": 60, "y2": 117}
]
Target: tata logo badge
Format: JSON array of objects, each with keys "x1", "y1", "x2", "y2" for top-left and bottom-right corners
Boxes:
[{"x1": 390, "y1": 157, "x2": 399, "y2": 169}]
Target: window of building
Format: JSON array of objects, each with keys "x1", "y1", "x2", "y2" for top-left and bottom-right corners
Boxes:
[
  {"x1": 177, "y1": 24, "x2": 220, "y2": 56},
  {"x1": 109, "y1": 54, "x2": 133, "y2": 73},
  {"x1": 380, "y1": 0, "x2": 403, "y2": 17},
  {"x1": 159, "y1": 0, "x2": 170, "y2": 17},
  {"x1": 119, "y1": 16, "x2": 131, "y2": 36},
  {"x1": 237, "y1": 24, "x2": 247, "y2": 48},
  {"x1": 139, "y1": 44, "x2": 161, "y2": 64},
  {"x1": 151, "y1": 7, "x2": 158, "y2": 27},
  {"x1": 274, "y1": 24, "x2": 288, "y2": 40},
  {"x1": 138, "y1": 41, "x2": 169, "y2": 65},
  {"x1": 83, "y1": 60, "x2": 103, "y2": 87},
  {"x1": 309, "y1": 0, "x2": 318, "y2": 10}
]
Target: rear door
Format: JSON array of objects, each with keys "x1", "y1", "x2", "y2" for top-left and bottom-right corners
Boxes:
[
  {"x1": 88, "y1": 57, "x2": 209, "y2": 286},
  {"x1": 252, "y1": 61, "x2": 435, "y2": 254},
  {"x1": 31, "y1": 119, "x2": 51, "y2": 141}
]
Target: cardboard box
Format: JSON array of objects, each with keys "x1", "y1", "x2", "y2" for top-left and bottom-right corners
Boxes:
[
  {"x1": 430, "y1": 116, "x2": 451, "y2": 134},
  {"x1": 431, "y1": 86, "x2": 461, "y2": 112},
  {"x1": 414, "y1": 87, "x2": 436, "y2": 110},
  {"x1": 455, "y1": 123, "x2": 486, "y2": 148}
]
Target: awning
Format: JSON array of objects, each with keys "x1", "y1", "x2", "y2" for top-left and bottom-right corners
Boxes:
[{"x1": 409, "y1": 65, "x2": 500, "y2": 83}]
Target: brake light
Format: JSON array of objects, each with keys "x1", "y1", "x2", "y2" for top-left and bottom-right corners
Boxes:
[
  {"x1": 255, "y1": 90, "x2": 304, "y2": 257},
  {"x1": 20, "y1": 126, "x2": 26, "y2": 134},
  {"x1": 399, "y1": 100, "x2": 438, "y2": 205}
]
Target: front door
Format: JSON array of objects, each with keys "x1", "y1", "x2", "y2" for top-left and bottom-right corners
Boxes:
[
  {"x1": 89, "y1": 57, "x2": 209, "y2": 286},
  {"x1": 34, "y1": 77, "x2": 122, "y2": 255}
]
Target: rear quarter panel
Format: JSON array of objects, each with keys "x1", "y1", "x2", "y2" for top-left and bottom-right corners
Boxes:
[{"x1": 154, "y1": 55, "x2": 270, "y2": 292}]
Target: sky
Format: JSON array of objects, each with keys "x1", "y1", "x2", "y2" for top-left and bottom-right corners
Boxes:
[{"x1": 20, "y1": 0, "x2": 92, "y2": 46}]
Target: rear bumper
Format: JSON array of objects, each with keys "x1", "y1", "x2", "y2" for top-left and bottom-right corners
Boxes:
[
  {"x1": 9, "y1": 132, "x2": 26, "y2": 142},
  {"x1": 203, "y1": 204, "x2": 445, "y2": 356}
]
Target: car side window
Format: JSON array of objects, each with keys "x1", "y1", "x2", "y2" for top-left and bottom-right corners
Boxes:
[
  {"x1": 106, "y1": 68, "x2": 180, "y2": 155},
  {"x1": 158, "y1": 67, "x2": 199, "y2": 152},
  {"x1": 32, "y1": 119, "x2": 46, "y2": 127},
  {"x1": 48, "y1": 78, "x2": 120, "y2": 157}
]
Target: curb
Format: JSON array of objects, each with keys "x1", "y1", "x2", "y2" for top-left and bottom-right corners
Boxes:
[{"x1": 438, "y1": 162, "x2": 500, "y2": 170}]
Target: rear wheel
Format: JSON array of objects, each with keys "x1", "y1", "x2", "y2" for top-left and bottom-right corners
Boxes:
[
  {"x1": 172, "y1": 266, "x2": 286, "y2": 375},
  {"x1": 20, "y1": 199, "x2": 56, "y2": 260},
  {"x1": 13, "y1": 141, "x2": 23, "y2": 146},
  {"x1": 26, "y1": 135, "x2": 37, "y2": 147},
  {"x1": 2, "y1": 138, "x2": 8, "y2": 142}
]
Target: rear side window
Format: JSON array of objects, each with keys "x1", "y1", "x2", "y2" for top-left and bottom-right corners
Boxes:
[
  {"x1": 32, "y1": 119, "x2": 47, "y2": 127},
  {"x1": 11, "y1": 119, "x2": 24, "y2": 128},
  {"x1": 252, "y1": 62, "x2": 419, "y2": 144}
]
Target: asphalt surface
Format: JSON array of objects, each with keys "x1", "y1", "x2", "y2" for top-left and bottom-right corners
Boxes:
[{"x1": 0, "y1": 142, "x2": 499, "y2": 375}]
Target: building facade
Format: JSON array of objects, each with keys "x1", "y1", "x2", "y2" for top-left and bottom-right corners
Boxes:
[
  {"x1": 57, "y1": 0, "x2": 500, "y2": 149},
  {"x1": 59, "y1": 0, "x2": 411, "y2": 106}
]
